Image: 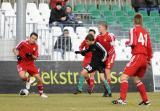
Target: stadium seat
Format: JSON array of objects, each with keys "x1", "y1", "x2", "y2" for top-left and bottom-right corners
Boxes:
[
  {"x1": 150, "y1": 10, "x2": 159, "y2": 17},
  {"x1": 76, "y1": 27, "x2": 88, "y2": 39},
  {"x1": 99, "y1": 4, "x2": 110, "y2": 11},
  {"x1": 1, "y1": 2, "x2": 13, "y2": 11},
  {"x1": 87, "y1": 4, "x2": 98, "y2": 12},
  {"x1": 74, "y1": 4, "x2": 86, "y2": 13},
  {"x1": 111, "y1": 5, "x2": 121, "y2": 11},
  {"x1": 103, "y1": 11, "x2": 113, "y2": 17},
  {"x1": 114, "y1": 11, "x2": 125, "y2": 16},
  {"x1": 105, "y1": 16, "x2": 117, "y2": 24},
  {"x1": 90, "y1": 10, "x2": 101, "y2": 19},
  {"x1": 139, "y1": 10, "x2": 148, "y2": 16},
  {"x1": 152, "y1": 52, "x2": 160, "y2": 75},
  {"x1": 51, "y1": 26, "x2": 62, "y2": 37},
  {"x1": 39, "y1": 3, "x2": 50, "y2": 21},
  {"x1": 127, "y1": 10, "x2": 135, "y2": 17}
]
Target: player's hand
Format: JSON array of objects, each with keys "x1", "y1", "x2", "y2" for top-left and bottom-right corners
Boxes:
[
  {"x1": 125, "y1": 41, "x2": 130, "y2": 47},
  {"x1": 17, "y1": 55, "x2": 22, "y2": 61},
  {"x1": 25, "y1": 53, "x2": 32, "y2": 58},
  {"x1": 81, "y1": 50, "x2": 86, "y2": 56},
  {"x1": 75, "y1": 51, "x2": 81, "y2": 54}
]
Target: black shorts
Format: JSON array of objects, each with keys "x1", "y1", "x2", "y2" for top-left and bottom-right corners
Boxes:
[{"x1": 84, "y1": 61, "x2": 105, "y2": 73}]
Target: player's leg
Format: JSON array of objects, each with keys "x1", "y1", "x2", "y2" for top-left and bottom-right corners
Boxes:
[
  {"x1": 87, "y1": 72, "x2": 95, "y2": 93},
  {"x1": 34, "y1": 74, "x2": 47, "y2": 98},
  {"x1": 17, "y1": 64, "x2": 29, "y2": 82},
  {"x1": 99, "y1": 72, "x2": 112, "y2": 95},
  {"x1": 74, "y1": 68, "x2": 89, "y2": 94},
  {"x1": 112, "y1": 56, "x2": 139, "y2": 104},
  {"x1": 134, "y1": 67, "x2": 150, "y2": 105},
  {"x1": 103, "y1": 54, "x2": 115, "y2": 97}
]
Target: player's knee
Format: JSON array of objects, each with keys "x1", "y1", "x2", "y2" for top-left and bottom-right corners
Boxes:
[
  {"x1": 134, "y1": 77, "x2": 141, "y2": 84},
  {"x1": 120, "y1": 74, "x2": 128, "y2": 82}
]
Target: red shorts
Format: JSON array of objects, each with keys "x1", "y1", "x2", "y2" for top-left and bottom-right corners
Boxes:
[
  {"x1": 17, "y1": 63, "x2": 39, "y2": 76},
  {"x1": 123, "y1": 54, "x2": 148, "y2": 78},
  {"x1": 82, "y1": 56, "x2": 91, "y2": 68},
  {"x1": 105, "y1": 53, "x2": 116, "y2": 69}
]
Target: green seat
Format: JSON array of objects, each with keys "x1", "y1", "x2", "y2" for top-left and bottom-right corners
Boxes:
[
  {"x1": 117, "y1": 16, "x2": 129, "y2": 23},
  {"x1": 121, "y1": 22, "x2": 132, "y2": 30},
  {"x1": 105, "y1": 16, "x2": 117, "y2": 24},
  {"x1": 74, "y1": 4, "x2": 86, "y2": 12},
  {"x1": 111, "y1": 5, "x2": 121, "y2": 11},
  {"x1": 114, "y1": 10, "x2": 125, "y2": 16},
  {"x1": 139, "y1": 10, "x2": 148, "y2": 16},
  {"x1": 87, "y1": 4, "x2": 98, "y2": 12},
  {"x1": 154, "y1": 17, "x2": 160, "y2": 23},
  {"x1": 143, "y1": 16, "x2": 153, "y2": 23},
  {"x1": 103, "y1": 10, "x2": 113, "y2": 17},
  {"x1": 99, "y1": 4, "x2": 110, "y2": 11},
  {"x1": 150, "y1": 10, "x2": 159, "y2": 17},
  {"x1": 127, "y1": 10, "x2": 135, "y2": 17},
  {"x1": 123, "y1": 4, "x2": 134, "y2": 12},
  {"x1": 90, "y1": 10, "x2": 101, "y2": 19}
]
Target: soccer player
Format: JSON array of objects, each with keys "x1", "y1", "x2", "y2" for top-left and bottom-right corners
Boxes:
[
  {"x1": 75, "y1": 34, "x2": 112, "y2": 96},
  {"x1": 96, "y1": 22, "x2": 116, "y2": 97},
  {"x1": 74, "y1": 29, "x2": 96, "y2": 94},
  {"x1": 112, "y1": 13, "x2": 152, "y2": 105},
  {"x1": 13, "y1": 32, "x2": 48, "y2": 98}
]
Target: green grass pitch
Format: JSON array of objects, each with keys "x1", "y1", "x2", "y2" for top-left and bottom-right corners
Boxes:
[{"x1": 0, "y1": 93, "x2": 159, "y2": 111}]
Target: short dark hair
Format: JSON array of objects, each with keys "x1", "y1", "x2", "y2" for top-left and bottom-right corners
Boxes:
[
  {"x1": 30, "y1": 32, "x2": 38, "y2": 38},
  {"x1": 56, "y1": 2, "x2": 62, "y2": 6},
  {"x1": 85, "y1": 34, "x2": 94, "y2": 41},
  {"x1": 89, "y1": 29, "x2": 96, "y2": 34}
]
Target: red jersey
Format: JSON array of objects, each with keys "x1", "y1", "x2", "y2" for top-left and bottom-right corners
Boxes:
[
  {"x1": 127, "y1": 25, "x2": 152, "y2": 61},
  {"x1": 79, "y1": 40, "x2": 92, "y2": 59},
  {"x1": 16, "y1": 40, "x2": 39, "y2": 64},
  {"x1": 96, "y1": 32, "x2": 115, "y2": 55},
  {"x1": 50, "y1": 0, "x2": 68, "y2": 9}
]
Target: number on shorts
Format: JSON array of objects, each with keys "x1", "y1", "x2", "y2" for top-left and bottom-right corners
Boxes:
[{"x1": 86, "y1": 65, "x2": 92, "y2": 71}]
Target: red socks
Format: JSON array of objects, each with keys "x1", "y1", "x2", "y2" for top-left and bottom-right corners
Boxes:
[
  {"x1": 89, "y1": 78, "x2": 94, "y2": 90},
  {"x1": 38, "y1": 85, "x2": 44, "y2": 95},
  {"x1": 136, "y1": 81, "x2": 148, "y2": 102},
  {"x1": 120, "y1": 80, "x2": 128, "y2": 101}
]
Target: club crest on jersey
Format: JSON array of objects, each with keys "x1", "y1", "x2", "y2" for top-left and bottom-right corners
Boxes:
[{"x1": 104, "y1": 39, "x2": 107, "y2": 42}]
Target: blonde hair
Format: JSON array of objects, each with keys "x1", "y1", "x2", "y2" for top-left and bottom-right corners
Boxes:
[{"x1": 134, "y1": 13, "x2": 143, "y2": 25}]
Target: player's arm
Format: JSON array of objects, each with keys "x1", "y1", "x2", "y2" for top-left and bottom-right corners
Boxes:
[
  {"x1": 109, "y1": 33, "x2": 116, "y2": 47},
  {"x1": 12, "y1": 42, "x2": 23, "y2": 61},
  {"x1": 75, "y1": 45, "x2": 91, "y2": 56},
  {"x1": 125, "y1": 28, "x2": 137, "y2": 47},
  {"x1": 26, "y1": 46, "x2": 39, "y2": 60},
  {"x1": 147, "y1": 33, "x2": 153, "y2": 64},
  {"x1": 96, "y1": 42, "x2": 107, "y2": 62},
  {"x1": 79, "y1": 40, "x2": 86, "y2": 51}
]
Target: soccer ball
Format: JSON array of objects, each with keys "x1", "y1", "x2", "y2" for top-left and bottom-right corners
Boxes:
[{"x1": 19, "y1": 89, "x2": 29, "y2": 96}]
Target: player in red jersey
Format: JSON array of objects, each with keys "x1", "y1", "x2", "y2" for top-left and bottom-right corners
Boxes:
[
  {"x1": 13, "y1": 32, "x2": 48, "y2": 98},
  {"x1": 112, "y1": 13, "x2": 152, "y2": 105},
  {"x1": 74, "y1": 29, "x2": 96, "y2": 94},
  {"x1": 96, "y1": 22, "x2": 116, "y2": 97}
]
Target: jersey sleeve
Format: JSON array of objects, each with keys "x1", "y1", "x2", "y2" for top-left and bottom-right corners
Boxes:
[
  {"x1": 128, "y1": 28, "x2": 137, "y2": 46},
  {"x1": 16, "y1": 41, "x2": 24, "y2": 50},
  {"x1": 109, "y1": 33, "x2": 116, "y2": 46},
  {"x1": 147, "y1": 33, "x2": 153, "y2": 61},
  {"x1": 33, "y1": 45, "x2": 39, "y2": 58},
  {"x1": 79, "y1": 40, "x2": 86, "y2": 51}
]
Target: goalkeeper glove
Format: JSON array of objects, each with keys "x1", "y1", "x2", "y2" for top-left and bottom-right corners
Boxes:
[{"x1": 17, "y1": 55, "x2": 22, "y2": 61}]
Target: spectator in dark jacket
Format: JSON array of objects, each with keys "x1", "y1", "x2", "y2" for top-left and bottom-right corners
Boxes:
[
  {"x1": 49, "y1": 2, "x2": 67, "y2": 29},
  {"x1": 49, "y1": 0, "x2": 68, "y2": 9},
  {"x1": 54, "y1": 29, "x2": 72, "y2": 59},
  {"x1": 65, "y1": 6, "x2": 83, "y2": 30}
]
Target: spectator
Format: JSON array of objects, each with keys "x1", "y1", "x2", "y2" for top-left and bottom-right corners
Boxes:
[
  {"x1": 54, "y1": 29, "x2": 72, "y2": 59},
  {"x1": 49, "y1": 2, "x2": 67, "y2": 29},
  {"x1": 65, "y1": 6, "x2": 83, "y2": 30},
  {"x1": 49, "y1": 0, "x2": 68, "y2": 9}
]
